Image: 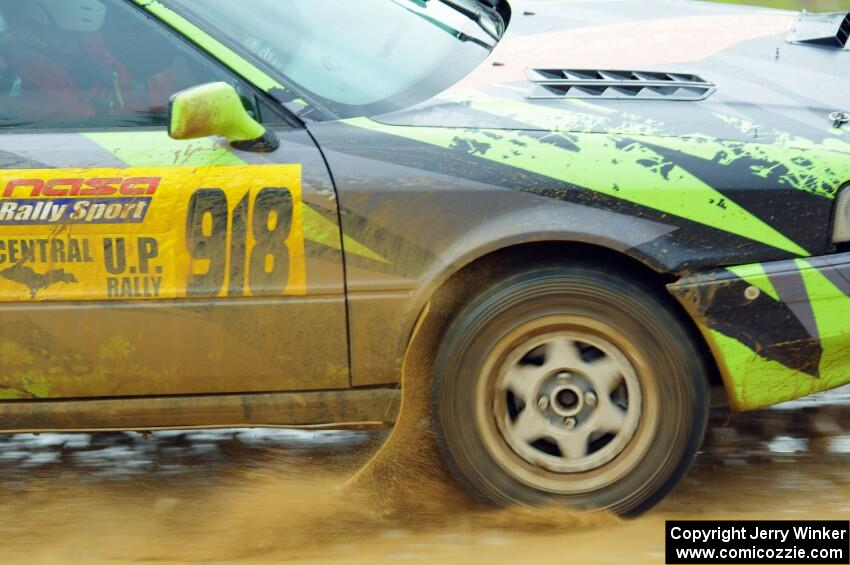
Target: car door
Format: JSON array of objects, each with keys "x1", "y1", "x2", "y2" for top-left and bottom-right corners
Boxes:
[{"x1": 0, "y1": 0, "x2": 348, "y2": 399}]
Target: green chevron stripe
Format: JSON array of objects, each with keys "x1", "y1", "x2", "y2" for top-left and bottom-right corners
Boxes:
[
  {"x1": 442, "y1": 91, "x2": 850, "y2": 199},
  {"x1": 709, "y1": 328, "x2": 812, "y2": 409},
  {"x1": 708, "y1": 259, "x2": 850, "y2": 410},
  {"x1": 303, "y1": 205, "x2": 390, "y2": 263},
  {"x1": 797, "y1": 258, "x2": 850, "y2": 375},
  {"x1": 642, "y1": 133, "x2": 850, "y2": 199},
  {"x1": 726, "y1": 263, "x2": 780, "y2": 301},
  {"x1": 345, "y1": 117, "x2": 809, "y2": 256},
  {"x1": 85, "y1": 131, "x2": 243, "y2": 167}
]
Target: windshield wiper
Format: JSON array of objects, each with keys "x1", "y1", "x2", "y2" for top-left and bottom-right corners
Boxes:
[
  {"x1": 436, "y1": 0, "x2": 502, "y2": 43},
  {"x1": 397, "y1": 0, "x2": 497, "y2": 49}
]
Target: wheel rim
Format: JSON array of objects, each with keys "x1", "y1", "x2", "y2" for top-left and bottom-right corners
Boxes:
[{"x1": 475, "y1": 315, "x2": 659, "y2": 495}]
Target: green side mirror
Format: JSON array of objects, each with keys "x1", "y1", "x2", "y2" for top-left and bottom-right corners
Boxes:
[{"x1": 168, "y1": 82, "x2": 279, "y2": 152}]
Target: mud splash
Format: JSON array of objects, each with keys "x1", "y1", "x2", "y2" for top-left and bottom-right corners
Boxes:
[
  {"x1": 0, "y1": 398, "x2": 847, "y2": 564},
  {"x1": 0, "y1": 305, "x2": 613, "y2": 564},
  {"x1": 0, "y1": 301, "x2": 845, "y2": 563},
  {"x1": 0, "y1": 453, "x2": 611, "y2": 564}
]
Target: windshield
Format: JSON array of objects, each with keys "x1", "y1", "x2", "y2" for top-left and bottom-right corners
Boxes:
[{"x1": 161, "y1": 0, "x2": 505, "y2": 120}]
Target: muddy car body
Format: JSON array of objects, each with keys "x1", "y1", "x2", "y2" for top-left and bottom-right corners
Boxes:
[{"x1": 0, "y1": 0, "x2": 848, "y2": 514}]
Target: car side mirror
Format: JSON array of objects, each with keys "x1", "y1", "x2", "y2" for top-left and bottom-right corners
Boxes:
[{"x1": 168, "y1": 82, "x2": 279, "y2": 152}]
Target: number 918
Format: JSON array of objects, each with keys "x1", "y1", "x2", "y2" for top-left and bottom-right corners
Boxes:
[{"x1": 185, "y1": 187, "x2": 293, "y2": 297}]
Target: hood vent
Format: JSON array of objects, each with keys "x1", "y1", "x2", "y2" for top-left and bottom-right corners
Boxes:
[
  {"x1": 787, "y1": 11, "x2": 850, "y2": 49},
  {"x1": 526, "y1": 69, "x2": 716, "y2": 101}
]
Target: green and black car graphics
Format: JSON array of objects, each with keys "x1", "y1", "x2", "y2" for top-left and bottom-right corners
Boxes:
[{"x1": 0, "y1": 0, "x2": 848, "y2": 514}]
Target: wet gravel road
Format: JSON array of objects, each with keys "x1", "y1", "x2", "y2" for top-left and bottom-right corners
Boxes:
[{"x1": 0, "y1": 386, "x2": 847, "y2": 563}]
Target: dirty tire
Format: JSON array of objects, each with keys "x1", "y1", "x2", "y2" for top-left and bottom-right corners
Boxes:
[{"x1": 432, "y1": 265, "x2": 709, "y2": 516}]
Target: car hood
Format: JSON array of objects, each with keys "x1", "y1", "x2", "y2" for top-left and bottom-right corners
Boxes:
[{"x1": 373, "y1": 0, "x2": 850, "y2": 146}]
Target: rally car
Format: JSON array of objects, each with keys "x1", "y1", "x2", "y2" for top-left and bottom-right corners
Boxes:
[{"x1": 0, "y1": 0, "x2": 848, "y2": 515}]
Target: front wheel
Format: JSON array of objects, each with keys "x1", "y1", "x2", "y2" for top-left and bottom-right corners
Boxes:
[{"x1": 432, "y1": 265, "x2": 709, "y2": 516}]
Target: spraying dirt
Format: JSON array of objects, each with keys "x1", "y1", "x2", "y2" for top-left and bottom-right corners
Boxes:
[
  {"x1": 0, "y1": 304, "x2": 616, "y2": 564},
  {"x1": 0, "y1": 404, "x2": 847, "y2": 564},
  {"x1": 0, "y1": 309, "x2": 845, "y2": 564}
]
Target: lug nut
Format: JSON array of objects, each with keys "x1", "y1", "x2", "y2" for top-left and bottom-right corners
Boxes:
[
  {"x1": 537, "y1": 396, "x2": 549, "y2": 411},
  {"x1": 585, "y1": 391, "x2": 598, "y2": 407},
  {"x1": 556, "y1": 372, "x2": 572, "y2": 380},
  {"x1": 564, "y1": 417, "x2": 577, "y2": 430}
]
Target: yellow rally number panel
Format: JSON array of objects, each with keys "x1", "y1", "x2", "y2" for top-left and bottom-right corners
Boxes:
[{"x1": 0, "y1": 165, "x2": 306, "y2": 301}]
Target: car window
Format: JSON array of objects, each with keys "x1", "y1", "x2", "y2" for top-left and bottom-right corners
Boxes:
[
  {"x1": 0, "y1": 0, "x2": 267, "y2": 129},
  {"x1": 162, "y1": 0, "x2": 505, "y2": 120}
]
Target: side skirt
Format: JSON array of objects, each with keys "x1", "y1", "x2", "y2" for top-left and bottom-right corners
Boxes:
[{"x1": 0, "y1": 387, "x2": 400, "y2": 434}]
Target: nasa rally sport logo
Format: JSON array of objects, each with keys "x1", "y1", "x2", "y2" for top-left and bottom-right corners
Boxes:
[{"x1": 0, "y1": 177, "x2": 158, "y2": 225}]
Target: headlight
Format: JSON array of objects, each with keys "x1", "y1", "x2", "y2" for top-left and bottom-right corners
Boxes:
[{"x1": 834, "y1": 184, "x2": 850, "y2": 243}]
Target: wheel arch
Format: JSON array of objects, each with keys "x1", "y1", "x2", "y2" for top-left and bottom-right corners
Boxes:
[{"x1": 398, "y1": 240, "x2": 724, "y2": 393}]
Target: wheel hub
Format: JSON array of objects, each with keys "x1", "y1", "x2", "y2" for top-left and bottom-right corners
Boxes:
[
  {"x1": 552, "y1": 386, "x2": 582, "y2": 416},
  {"x1": 539, "y1": 373, "x2": 590, "y2": 422},
  {"x1": 491, "y1": 329, "x2": 643, "y2": 474}
]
